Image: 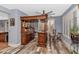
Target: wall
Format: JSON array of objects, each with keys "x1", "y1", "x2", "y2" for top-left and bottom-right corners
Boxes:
[
  {"x1": 0, "y1": 6, "x2": 27, "y2": 47},
  {"x1": 0, "y1": 6, "x2": 9, "y2": 20},
  {"x1": 47, "y1": 5, "x2": 76, "y2": 34},
  {"x1": 62, "y1": 4, "x2": 76, "y2": 16},
  {"x1": 47, "y1": 16, "x2": 62, "y2": 34},
  {"x1": 8, "y1": 9, "x2": 27, "y2": 47},
  {"x1": 0, "y1": 20, "x2": 5, "y2": 32},
  {"x1": 47, "y1": 16, "x2": 62, "y2": 33},
  {"x1": 61, "y1": 4, "x2": 76, "y2": 44},
  {"x1": 62, "y1": 5, "x2": 76, "y2": 35},
  {"x1": 0, "y1": 6, "x2": 9, "y2": 32},
  {"x1": 55, "y1": 16, "x2": 62, "y2": 33},
  {"x1": 0, "y1": 12, "x2": 9, "y2": 20},
  {"x1": 76, "y1": 5, "x2": 79, "y2": 27},
  {"x1": 0, "y1": 20, "x2": 8, "y2": 32},
  {"x1": 0, "y1": 6, "x2": 9, "y2": 14},
  {"x1": 47, "y1": 17, "x2": 55, "y2": 34}
]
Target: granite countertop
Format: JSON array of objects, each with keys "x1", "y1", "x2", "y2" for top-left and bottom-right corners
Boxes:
[{"x1": 0, "y1": 32, "x2": 8, "y2": 34}]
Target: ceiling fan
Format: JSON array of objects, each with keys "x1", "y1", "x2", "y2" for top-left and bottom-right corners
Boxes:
[{"x1": 35, "y1": 10, "x2": 55, "y2": 16}]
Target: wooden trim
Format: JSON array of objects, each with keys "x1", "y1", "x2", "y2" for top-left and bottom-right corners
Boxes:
[{"x1": 21, "y1": 14, "x2": 47, "y2": 21}]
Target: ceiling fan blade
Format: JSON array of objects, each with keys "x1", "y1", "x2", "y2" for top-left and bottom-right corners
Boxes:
[
  {"x1": 47, "y1": 11, "x2": 53, "y2": 14},
  {"x1": 43, "y1": 10, "x2": 45, "y2": 14},
  {"x1": 48, "y1": 13, "x2": 55, "y2": 15}
]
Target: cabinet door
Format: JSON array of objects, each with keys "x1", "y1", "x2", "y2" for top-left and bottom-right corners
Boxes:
[
  {"x1": 38, "y1": 33, "x2": 47, "y2": 47},
  {"x1": 0, "y1": 34, "x2": 5, "y2": 42},
  {"x1": 21, "y1": 33, "x2": 30, "y2": 45},
  {"x1": 21, "y1": 33, "x2": 27, "y2": 45}
]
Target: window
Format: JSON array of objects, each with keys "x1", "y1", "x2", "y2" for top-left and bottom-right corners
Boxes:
[{"x1": 62, "y1": 11, "x2": 76, "y2": 37}]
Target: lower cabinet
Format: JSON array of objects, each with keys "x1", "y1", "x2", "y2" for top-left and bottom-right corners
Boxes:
[
  {"x1": 21, "y1": 33, "x2": 35, "y2": 45},
  {"x1": 21, "y1": 33, "x2": 30, "y2": 45},
  {"x1": 0, "y1": 32, "x2": 7, "y2": 42},
  {"x1": 38, "y1": 32, "x2": 47, "y2": 47}
]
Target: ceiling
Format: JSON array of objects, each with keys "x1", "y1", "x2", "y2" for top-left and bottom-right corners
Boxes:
[{"x1": 0, "y1": 4, "x2": 71, "y2": 16}]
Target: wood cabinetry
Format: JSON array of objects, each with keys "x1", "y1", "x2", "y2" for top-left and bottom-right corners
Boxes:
[
  {"x1": 21, "y1": 14, "x2": 47, "y2": 46},
  {"x1": 0, "y1": 32, "x2": 7, "y2": 42},
  {"x1": 21, "y1": 33, "x2": 30, "y2": 45},
  {"x1": 38, "y1": 32, "x2": 47, "y2": 47},
  {"x1": 38, "y1": 20, "x2": 47, "y2": 47},
  {"x1": 21, "y1": 22, "x2": 35, "y2": 45}
]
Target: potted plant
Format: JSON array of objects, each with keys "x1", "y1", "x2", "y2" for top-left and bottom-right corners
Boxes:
[
  {"x1": 70, "y1": 50, "x2": 78, "y2": 54},
  {"x1": 70, "y1": 25, "x2": 79, "y2": 43},
  {"x1": 70, "y1": 25, "x2": 79, "y2": 34}
]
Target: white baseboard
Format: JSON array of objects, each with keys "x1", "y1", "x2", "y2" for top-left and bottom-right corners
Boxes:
[
  {"x1": 63, "y1": 34, "x2": 71, "y2": 39},
  {"x1": 8, "y1": 43, "x2": 21, "y2": 47},
  {"x1": 63, "y1": 34, "x2": 71, "y2": 43}
]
